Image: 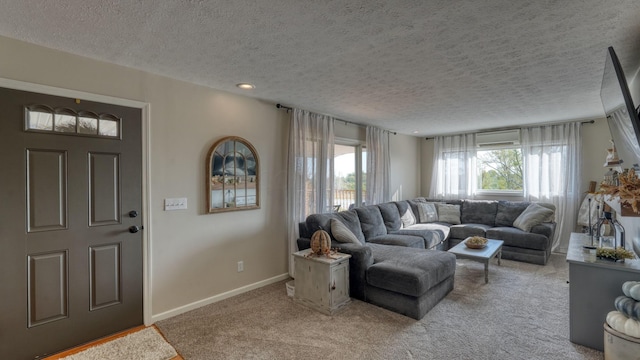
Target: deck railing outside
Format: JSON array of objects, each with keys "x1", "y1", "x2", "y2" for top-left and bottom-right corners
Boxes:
[{"x1": 304, "y1": 189, "x2": 365, "y2": 215}]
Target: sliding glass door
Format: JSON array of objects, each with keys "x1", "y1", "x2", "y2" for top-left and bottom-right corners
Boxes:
[{"x1": 334, "y1": 142, "x2": 366, "y2": 211}]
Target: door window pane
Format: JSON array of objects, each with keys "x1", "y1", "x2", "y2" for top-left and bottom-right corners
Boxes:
[
  {"x1": 27, "y1": 110, "x2": 53, "y2": 131},
  {"x1": 54, "y1": 114, "x2": 76, "y2": 133},
  {"x1": 78, "y1": 117, "x2": 98, "y2": 135},
  {"x1": 99, "y1": 119, "x2": 119, "y2": 137}
]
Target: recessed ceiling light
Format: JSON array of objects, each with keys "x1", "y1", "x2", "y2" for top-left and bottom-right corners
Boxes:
[
  {"x1": 236, "y1": 83, "x2": 255, "y2": 90},
  {"x1": 412, "y1": 130, "x2": 419, "y2": 134}
]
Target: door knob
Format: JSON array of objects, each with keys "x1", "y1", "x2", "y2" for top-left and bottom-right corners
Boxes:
[
  {"x1": 129, "y1": 210, "x2": 139, "y2": 218},
  {"x1": 129, "y1": 225, "x2": 143, "y2": 233}
]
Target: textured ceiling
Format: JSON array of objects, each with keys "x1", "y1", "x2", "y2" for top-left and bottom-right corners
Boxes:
[{"x1": 1, "y1": 0, "x2": 640, "y2": 136}]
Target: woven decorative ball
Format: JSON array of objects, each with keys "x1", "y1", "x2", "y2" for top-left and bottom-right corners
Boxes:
[
  {"x1": 465, "y1": 236, "x2": 487, "y2": 249},
  {"x1": 311, "y1": 230, "x2": 331, "y2": 256}
]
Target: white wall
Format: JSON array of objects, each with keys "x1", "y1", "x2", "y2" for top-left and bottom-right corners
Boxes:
[
  {"x1": 581, "y1": 118, "x2": 612, "y2": 194},
  {"x1": 0, "y1": 35, "x2": 422, "y2": 320}
]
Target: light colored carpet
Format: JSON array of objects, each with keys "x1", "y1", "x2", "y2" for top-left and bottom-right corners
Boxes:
[
  {"x1": 157, "y1": 254, "x2": 603, "y2": 360},
  {"x1": 60, "y1": 327, "x2": 177, "y2": 360}
]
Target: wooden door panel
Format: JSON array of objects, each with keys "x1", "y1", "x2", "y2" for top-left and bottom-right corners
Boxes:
[
  {"x1": 27, "y1": 251, "x2": 69, "y2": 328},
  {"x1": 88, "y1": 152, "x2": 121, "y2": 226},
  {"x1": 89, "y1": 243, "x2": 122, "y2": 310},
  {"x1": 26, "y1": 149, "x2": 68, "y2": 232}
]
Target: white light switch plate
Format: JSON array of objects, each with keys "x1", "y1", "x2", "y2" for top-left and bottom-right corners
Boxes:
[{"x1": 165, "y1": 197, "x2": 188, "y2": 211}]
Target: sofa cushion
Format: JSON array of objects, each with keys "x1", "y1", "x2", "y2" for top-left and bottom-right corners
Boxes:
[
  {"x1": 449, "y1": 224, "x2": 492, "y2": 239},
  {"x1": 530, "y1": 222, "x2": 556, "y2": 239},
  {"x1": 305, "y1": 213, "x2": 337, "y2": 235},
  {"x1": 407, "y1": 200, "x2": 423, "y2": 222},
  {"x1": 377, "y1": 202, "x2": 402, "y2": 231},
  {"x1": 435, "y1": 203, "x2": 461, "y2": 224},
  {"x1": 367, "y1": 234, "x2": 425, "y2": 248},
  {"x1": 336, "y1": 210, "x2": 366, "y2": 243},
  {"x1": 415, "y1": 202, "x2": 438, "y2": 223},
  {"x1": 331, "y1": 218, "x2": 361, "y2": 244},
  {"x1": 394, "y1": 201, "x2": 417, "y2": 227},
  {"x1": 367, "y1": 245, "x2": 456, "y2": 297},
  {"x1": 390, "y1": 228, "x2": 442, "y2": 249},
  {"x1": 486, "y1": 227, "x2": 550, "y2": 250},
  {"x1": 461, "y1": 200, "x2": 498, "y2": 226},
  {"x1": 513, "y1": 203, "x2": 555, "y2": 232},
  {"x1": 355, "y1": 205, "x2": 387, "y2": 239},
  {"x1": 537, "y1": 202, "x2": 557, "y2": 222},
  {"x1": 495, "y1": 201, "x2": 530, "y2": 227},
  {"x1": 400, "y1": 208, "x2": 417, "y2": 227},
  {"x1": 397, "y1": 222, "x2": 451, "y2": 243}
]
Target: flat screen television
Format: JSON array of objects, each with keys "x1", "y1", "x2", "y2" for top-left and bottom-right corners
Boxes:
[{"x1": 600, "y1": 46, "x2": 640, "y2": 170}]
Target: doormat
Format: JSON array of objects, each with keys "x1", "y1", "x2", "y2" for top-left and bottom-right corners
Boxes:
[{"x1": 59, "y1": 326, "x2": 178, "y2": 360}]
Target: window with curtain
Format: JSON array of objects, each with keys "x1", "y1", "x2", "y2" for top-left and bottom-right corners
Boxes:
[
  {"x1": 286, "y1": 109, "x2": 334, "y2": 276},
  {"x1": 430, "y1": 122, "x2": 581, "y2": 252},
  {"x1": 286, "y1": 110, "x2": 390, "y2": 276},
  {"x1": 429, "y1": 133, "x2": 476, "y2": 199},
  {"x1": 521, "y1": 122, "x2": 581, "y2": 252}
]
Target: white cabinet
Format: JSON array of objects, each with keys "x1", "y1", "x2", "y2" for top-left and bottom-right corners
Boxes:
[
  {"x1": 566, "y1": 232, "x2": 640, "y2": 351},
  {"x1": 293, "y1": 249, "x2": 351, "y2": 315}
]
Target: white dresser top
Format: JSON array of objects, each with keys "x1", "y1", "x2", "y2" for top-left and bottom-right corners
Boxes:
[{"x1": 566, "y1": 232, "x2": 640, "y2": 273}]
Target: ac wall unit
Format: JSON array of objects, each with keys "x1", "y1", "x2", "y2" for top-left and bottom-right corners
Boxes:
[{"x1": 476, "y1": 129, "x2": 520, "y2": 147}]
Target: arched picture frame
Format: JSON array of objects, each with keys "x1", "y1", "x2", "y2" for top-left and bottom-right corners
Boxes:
[{"x1": 206, "y1": 136, "x2": 260, "y2": 213}]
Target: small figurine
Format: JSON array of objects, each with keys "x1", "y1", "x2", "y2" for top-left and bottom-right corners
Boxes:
[{"x1": 604, "y1": 140, "x2": 621, "y2": 166}]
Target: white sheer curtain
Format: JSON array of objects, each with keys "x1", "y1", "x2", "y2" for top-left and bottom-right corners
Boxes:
[
  {"x1": 521, "y1": 122, "x2": 581, "y2": 253},
  {"x1": 608, "y1": 107, "x2": 640, "y2": 167},
  {"x1": 286, "y1": 108, "x2": 335, "y2": 276},
  {"x1": 365, "y1": 126, "x2": 390, "y2": 205},
  {"x1": 429, "y1": 133, "x2": 476, "y2": 199}
]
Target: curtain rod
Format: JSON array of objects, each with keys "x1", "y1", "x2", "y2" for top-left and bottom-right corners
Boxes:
[
  {"x1": 276, "y1": 103, "x2": 397, "y2": 135},
  {"x1": 424, "y1": 119, "x2": 595, "y2": 140}
]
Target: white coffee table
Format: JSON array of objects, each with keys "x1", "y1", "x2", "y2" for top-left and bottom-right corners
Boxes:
[{"x1": 448, "y1": 239, "x2": 504, "y2": 283}]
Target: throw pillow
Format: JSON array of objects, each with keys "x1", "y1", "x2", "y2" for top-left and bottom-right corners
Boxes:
[
  {"x1": 416, "y1": 202, "x2": 438, "y2": 223},
  {"x1": 495, "y1": 201, "x2": 530, "y2": 227},
  {"x1": 331, "y1": 218, "x2": 360, "y2": 244},
  {"x1": 537, "y1": 202, "x2": 557, "y2": 222},
  {"x1": 436, "y1": 203, "x2": 461, "y2": 225},
  {"x1": 513, "y1": 203, "x2": 555, "y2": 232},
  {"x1": 400, "y1": 207, "x2": 417, "y2": 228}
]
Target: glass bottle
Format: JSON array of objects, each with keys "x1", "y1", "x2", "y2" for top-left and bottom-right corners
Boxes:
[{"x1": 598, "y1": 211, "x2": 614, "y2": 249}]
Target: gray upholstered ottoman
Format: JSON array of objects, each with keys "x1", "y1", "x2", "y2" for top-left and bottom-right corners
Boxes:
[{"x1": 364, "y1": 244, "x2": 456, "y2": 319}]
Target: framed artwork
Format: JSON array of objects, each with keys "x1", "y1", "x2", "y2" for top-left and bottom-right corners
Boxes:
[{"x1": 206, "y1": 136, "x2": 259, "y2": 213}]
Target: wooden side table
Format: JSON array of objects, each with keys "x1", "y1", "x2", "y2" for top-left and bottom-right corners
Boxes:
[{"x1": 293, "y1": 249, "x2": 351, "y2": 315}]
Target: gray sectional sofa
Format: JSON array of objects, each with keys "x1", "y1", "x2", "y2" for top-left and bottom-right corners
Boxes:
[
  {"x1": 296, "y1": 198, "x2": 556, "y2": 319},
  {"x1": 442, "y1": 199, "x2": 556, "y2": 265}
]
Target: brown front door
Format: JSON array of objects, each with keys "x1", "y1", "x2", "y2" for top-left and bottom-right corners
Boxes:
[{"x1": 0, "y1": 87, "x2": 143, "y2": 359}]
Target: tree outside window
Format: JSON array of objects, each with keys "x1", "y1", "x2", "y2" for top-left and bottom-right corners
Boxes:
[{"x1": 477, "y1": 148, "x2": 523, "y2": 191}]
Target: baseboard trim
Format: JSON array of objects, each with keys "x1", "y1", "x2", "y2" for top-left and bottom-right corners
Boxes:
[{"x1": 151, "y1": 273, "x2": 290, "y2": 323}]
